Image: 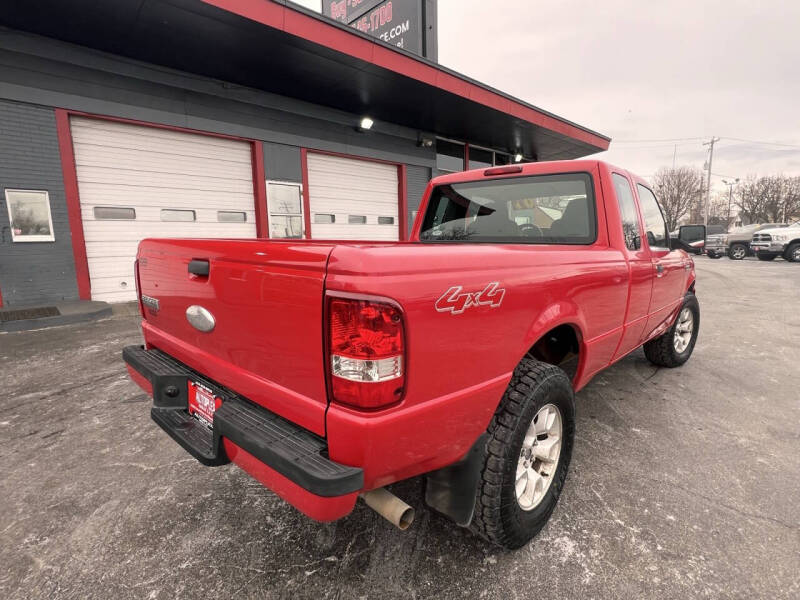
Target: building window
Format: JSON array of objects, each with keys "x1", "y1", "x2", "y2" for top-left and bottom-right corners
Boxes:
[
  {"x1": 468, "y1": 147, "x2": 493, "y2": 170},
  {"x1": 348, "y1": 215, "x2": 367, "y2": 224},
  {"x1": 161, "y1": 209, "x2": 196, "y2": 222},
  {"x1": 218, "y1": 211, "x2": 247, "y2": 223},
  {"x1": 436, "y1": 139, "x2": 466, "y2": 173},
  {"x1": 314, "y1": 213, "x2": 335, "y2": 224},
  {"x1": 5, "y1": 190, "x2": 55, "y2": 242},
  {"x1": 93, "y1": 206, "x2": 136, "y2": 220},
  {"x1": 267, "y1": 181, "x2": 304, "y2": 238},
  {"x1": 378, "y1": 216, "x2": 395, "y2": 225}
]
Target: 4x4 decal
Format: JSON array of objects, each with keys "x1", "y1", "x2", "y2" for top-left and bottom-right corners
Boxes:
[{"x1": 435, "y1": 282, "x2": 506, "y2": 315}]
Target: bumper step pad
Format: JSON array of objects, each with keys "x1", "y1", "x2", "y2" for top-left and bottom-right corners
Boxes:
[{"x1": 123, "y1": 345, "x2": 363, "y2": 496}]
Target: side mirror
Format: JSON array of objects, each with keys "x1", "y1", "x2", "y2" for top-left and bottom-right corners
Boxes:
[{"x1": 672, "y1": 225, "x2": 706, "y2": 253}]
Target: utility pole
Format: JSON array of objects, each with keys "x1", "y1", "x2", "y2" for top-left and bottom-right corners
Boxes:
[
  {"x1": 722, "y1": 178, "x2": 739, "y2": 229},
  {"x1": 703, "y1": 137, "x2": 720, "y2": 226}
]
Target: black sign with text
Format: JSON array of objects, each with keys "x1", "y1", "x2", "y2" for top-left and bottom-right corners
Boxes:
[{"x1": 323, "y1": 0, "x2": 423, "y2": 56}]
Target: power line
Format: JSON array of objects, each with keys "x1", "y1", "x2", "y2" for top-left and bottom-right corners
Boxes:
[
  {"x1": 721, "y1": 137, "x2": 800, "y2": 148},
  {"x1": 611, "y1": 137, "x2": 706, "y2": 143}
]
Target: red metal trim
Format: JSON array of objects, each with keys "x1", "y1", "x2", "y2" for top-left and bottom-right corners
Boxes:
[
  {"x1": 398, "y1": 165, "x2": 408, "y2": 240},
  {"x1": 251, "y1": 141, "x2": 268, "y2": 238},
  {"x1": 200, "y1": 0, "x2": 610, "y2": 151},
  {"x1": 300, "y1": 148, "x2": 312, "y2": 239},
  {"x1": 55, "y1": 109, "x2": 91, "y2": 300},
  {"x1": 0, "y1": 282, "x2": 4, "y2": 308}
]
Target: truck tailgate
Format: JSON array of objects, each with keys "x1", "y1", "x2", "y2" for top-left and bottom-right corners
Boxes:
[{"x1": 136, "y1": 238, "x2": 334, "y2": 436}]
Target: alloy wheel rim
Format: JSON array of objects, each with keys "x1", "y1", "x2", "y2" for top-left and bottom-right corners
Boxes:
[
  {"x1": 515, "y1": 404, "x2": 562, "y2": 511},
  {"x1": 793, "y1": 247, "x2": 800, "y2": 261},
  {"x1": 673, "y1": 307, "x2": 694, "y2": 353},
  {"x1": 732, "y1": 246, "x2": 745, "y2": 259}
]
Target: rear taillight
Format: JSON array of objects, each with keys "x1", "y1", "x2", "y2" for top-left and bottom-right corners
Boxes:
[{"x1": 327, "y1": 296, "x2": 405, "y2": 409}]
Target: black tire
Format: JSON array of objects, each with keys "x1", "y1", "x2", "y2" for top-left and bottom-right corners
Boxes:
[
  {"x1": 756, "y1": 253, "x2": 777, "y2": 261},
  {"x1": 707, "y1": 251, "x2": 722, "y2": 259},
  {"x1": 728, "y1": 243, "x2": 748, "y2": 260},
  {"x1": 471, "y1": 358, "x2": 575, "y2": 549},
  {"x1": 785, "y1": 242, "x2": 800, "y2": 263},
  {"x1": 643, "y1": 293, "x2": 700, "y2": 367}
]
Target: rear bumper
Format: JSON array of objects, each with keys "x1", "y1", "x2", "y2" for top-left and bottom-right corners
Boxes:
[{"x1": 123, "y1": 345, "x2": 362, "y2": 521}]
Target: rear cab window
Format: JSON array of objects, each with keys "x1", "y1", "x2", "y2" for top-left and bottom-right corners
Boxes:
[{"x1": 419, "y1": 173, "x2": 597, "y2": 244}]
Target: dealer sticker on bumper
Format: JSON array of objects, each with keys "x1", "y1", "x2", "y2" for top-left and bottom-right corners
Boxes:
[{"x1": 188, "y1": 381, "x2": 220, "y2": 427}]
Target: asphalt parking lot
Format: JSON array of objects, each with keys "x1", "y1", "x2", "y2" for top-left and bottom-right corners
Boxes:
[{"x1": 1, "y1": 256, "x2": 798, "y2": 599}]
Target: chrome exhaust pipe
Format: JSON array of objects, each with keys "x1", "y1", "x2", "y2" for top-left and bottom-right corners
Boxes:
[{"x1": 360, "y1": 488, "x2": 415, "y2": 530}]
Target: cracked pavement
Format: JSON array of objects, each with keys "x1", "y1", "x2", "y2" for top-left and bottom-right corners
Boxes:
[{"x1": 1, "y1": 256, "x2": 798, "y2": 599}]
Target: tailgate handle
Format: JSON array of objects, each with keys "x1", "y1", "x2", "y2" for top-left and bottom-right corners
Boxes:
[{"x1": 188, "y1": 259, "x2": 210, "y2": 277}]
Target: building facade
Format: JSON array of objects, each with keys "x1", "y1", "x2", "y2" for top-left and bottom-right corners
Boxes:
[{"x1": 0, "y1": 0, "x2": 609, "y2": 307}]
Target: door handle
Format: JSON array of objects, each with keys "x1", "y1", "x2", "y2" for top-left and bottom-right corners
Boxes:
[
  {"x1": 656, "y1": 263, "x2": 664, "y2": 277},
  {"x1": 188, "y1": 259, "x2": 210, "y2": 277}
]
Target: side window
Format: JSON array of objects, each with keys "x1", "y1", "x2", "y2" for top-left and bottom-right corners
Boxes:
[
  {"x1": 612, "y1": 173, "x2": 642, "y2": 251},
  {"x1": 636, "y1": 184, "x2": 669, "y2": 249}
]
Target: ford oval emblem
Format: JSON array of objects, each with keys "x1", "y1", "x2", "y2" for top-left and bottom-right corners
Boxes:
[{"x1": 186, "y1": 305, "x2": 216, "y2": 332}]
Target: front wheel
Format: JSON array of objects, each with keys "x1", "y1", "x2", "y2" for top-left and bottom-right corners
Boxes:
[
  {"x1": 785, "y1": 242, "x2": 800, "y2": 263},
  {"x1": 643, "y1": 294, "x2": 700, "y2": 367},
  {"x1": 471, "y1": 358, "x2": 575, "y2": 549},
  {"x1": 707, "y1": 251, "x2": 722, "y2": 259},
  {"x1": 728, "y1": 243, "x2": 748, "y2": 260},
  {"x1": 756, "y1": 252, "x2": 777, "y2": 261}
]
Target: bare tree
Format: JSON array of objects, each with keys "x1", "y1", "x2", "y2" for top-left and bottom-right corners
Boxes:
[
  {"x1": 735, "y1": 175, "x2": 800, "y2": 223},
  {"x1": 652, "y1": 166, "x2": 704, "y2": 230}
]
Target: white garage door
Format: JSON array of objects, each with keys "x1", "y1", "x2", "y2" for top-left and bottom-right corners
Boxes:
[
  {"x1": 71, "y1": 117, "x2": 257, "y2": 302},
  {"x1": 307, "y1": 153, "x2": 399, "y2": 241}
]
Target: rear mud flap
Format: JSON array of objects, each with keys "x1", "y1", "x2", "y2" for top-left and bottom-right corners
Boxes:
[{"x1": 425, "y1": 433, "x2": 489, "y2": 527}]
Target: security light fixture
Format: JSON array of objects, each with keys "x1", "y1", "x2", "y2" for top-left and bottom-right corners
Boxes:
[
  {"x1": 358, "y1": 117, "x2": 374, "y2": 131},
  {"x1": 417, "y1": 134, "x2": 434, "y2": 148},
  {"x1": 513, "y1": 153, "x2": 523, "y2": 163}
]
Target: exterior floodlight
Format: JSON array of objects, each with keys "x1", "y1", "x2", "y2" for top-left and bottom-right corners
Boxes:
[
  {"x1": 359, "y1": 117, "x2": 374, "y2": 131},
  {"x1": 514, "y1": 153, "x2": 523, "y2": 163}
]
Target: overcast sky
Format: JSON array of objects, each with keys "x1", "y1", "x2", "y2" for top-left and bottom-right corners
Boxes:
[
  {"x1": 437, "y1": 0, "x2": 800, "y2": 188},
  {"x1": 295, "y1": 0, "x2": 799, "y2": 189}
]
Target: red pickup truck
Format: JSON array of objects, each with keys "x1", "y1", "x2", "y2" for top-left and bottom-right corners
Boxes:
[{"x1": 124, "y1": 160, "x2": 700, "y2": 549}]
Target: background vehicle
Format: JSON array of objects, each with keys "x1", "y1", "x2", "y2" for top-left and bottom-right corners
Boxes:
[
  {"x1": 751, "y1": 221, "x2": 800, "y2": 262},
  {"x1": 701, "y1": 225, "x2": 727, "y2": 258},
  {"x1": 124, "y1": 160, "x2": 700, "y2": 549},
  {"x1": 709, "y1": 223, "x2": 787, "y2": 260}
]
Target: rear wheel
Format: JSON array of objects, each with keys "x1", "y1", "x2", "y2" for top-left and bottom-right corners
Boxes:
[
  {"x1": 707, "y1": 251, "x2": 722, "y2": 259},
  {"x1": 643, "y1": 294, "x2": 700, "y2": 367},
  {"x1": 757, "y1": 253, "x2": 777, "y2": 261},
  {"x1": 785, "y1": 242, "x2": 800, "y2": 263},
  {"x1": 471, "y1": 358, "x2": 575, "y2": 549},
  {"x1": 728, "y1": 243, "x2": 747, "y2": 260}
]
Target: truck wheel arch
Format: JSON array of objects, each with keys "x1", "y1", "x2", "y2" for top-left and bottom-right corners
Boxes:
[{"x1": 520, "y1": 303, "x2": 587, "y2": 386}]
